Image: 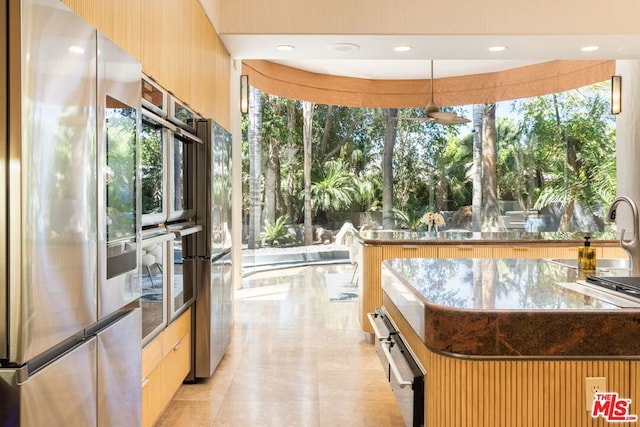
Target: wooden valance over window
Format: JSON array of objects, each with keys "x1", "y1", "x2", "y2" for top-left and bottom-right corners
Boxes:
[{"x1": 243, "y1": 59, "x2": 615, "y2": 108}]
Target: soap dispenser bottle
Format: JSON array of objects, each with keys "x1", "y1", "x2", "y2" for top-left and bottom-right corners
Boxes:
[{"x1": 578, "y1": 235, "x2": 596, "y2": 271}]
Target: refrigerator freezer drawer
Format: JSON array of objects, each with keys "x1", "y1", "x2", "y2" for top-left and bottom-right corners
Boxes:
[
  {"x1": 193, "y1": 255, "x2": 232, "y2": 379},
  {"x1": 97, "y1": 308, "x2": 142, "y2": 427},
  {"x1": 0, "y1": 337, "x2": 98, "y2": 426}
]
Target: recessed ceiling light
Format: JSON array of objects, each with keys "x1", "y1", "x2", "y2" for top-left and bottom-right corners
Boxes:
[
  {"x1": 331, "y1": 43, "x2": 360, "y2": 52},
  {"x1": 581, "y1": 45, "x2": 600, "y2": 52},
  {"x1": 488, "y1": 45, "x2": 506, "y2": 52},
  {"x1": 277, "y1": 45, "x2": 295, "y2": 51},
  {"x1": 394, "y1": 45, "x2": 412, "y2": 52}
]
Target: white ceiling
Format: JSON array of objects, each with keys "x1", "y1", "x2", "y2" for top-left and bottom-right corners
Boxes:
[{"x1": 220, "y1": 34, "x2": 640, "y2": 79}]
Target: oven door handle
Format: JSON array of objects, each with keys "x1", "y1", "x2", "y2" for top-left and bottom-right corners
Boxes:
[
  {"x1": 381, "y1": 340, "x2": 413, "y2": 389},
  {"x1": 367, "y1": 312, "x2": 389, "y2": 341}
]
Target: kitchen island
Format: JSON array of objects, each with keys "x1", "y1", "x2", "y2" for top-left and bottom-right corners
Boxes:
[
  {"x1": 356, "y1": 230, "x2": 626, "y2": 337},
  {"x1": 380, "y1": 257, "x2": 640, "y2": 427}
]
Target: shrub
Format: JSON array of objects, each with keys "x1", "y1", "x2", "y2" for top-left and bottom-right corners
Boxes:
[{"x1": 261, "y1": 215, "x2": 294, "y2": 246}]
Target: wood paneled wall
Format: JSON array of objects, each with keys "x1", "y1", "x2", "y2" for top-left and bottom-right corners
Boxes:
[{"x1": 62, "y1": 0, "x2": 230, "y2": 129}]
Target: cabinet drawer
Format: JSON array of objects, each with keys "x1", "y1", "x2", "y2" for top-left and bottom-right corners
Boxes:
[
  {"x1": 141, "y1": 334, "x2": 163, "y2": 379},
  {"x1": 493, "y1": 246, "x2": 548, "y2": 258},
  {"x1": 162, "y1": 307, "x2": 191, "y2": 359},
  {"x1": 161, "y1": 332, "x2": 191, "y2": 404},
  {"x1": 141, "y1": 366, "x2": 163, "y2": 427},
  {"x1": 438, "y1": 246, "x2": 492, "y2": 258},
  {"x1": 601, "y1": 246, "x2": 628, "y2": 259},
  {"x1": 543, "y1": 246, "x2": 581, "y2": 259},
  {"x1": 383, "y1": 245, "x2": 437, "y2": 259}
]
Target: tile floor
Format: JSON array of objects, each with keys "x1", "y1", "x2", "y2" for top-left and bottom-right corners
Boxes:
[{"x1": 156, "y1": 264, "x2": 405, "y2": 426}]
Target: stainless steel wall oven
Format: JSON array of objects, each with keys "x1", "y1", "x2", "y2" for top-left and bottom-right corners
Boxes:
[
  {"x1": 139, "y1": 78, "x2": 199, "y2": 344},
  {"x1": 140, "y1": 110, "x2": 174, "y2": 227}
]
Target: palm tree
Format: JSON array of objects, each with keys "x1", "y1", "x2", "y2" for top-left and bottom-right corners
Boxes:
[
  {"x1": 247, "y1": 86, "x2": 262, "y2": 249},
  {"x1": 382, "y1": 108, "x2": 398, "y2": 229},
  {"x1": 519, "y1": 85, "x2": 615, "y2": 231},
  {"x1": 482, "y1": 103, "x2": 500, "y2": 231},
  {"x1": 285, "y1": 99, "x2": 299, "y2": 221},
  {"x1": 309, "y1": 159, "x2": 356, "y2": 218},
  {"x1": 303, "y1": 100, "x2": 314, "y2": 244},
  {"x1": 471, "y1": 104, "x2": 483, "y2": 231}
]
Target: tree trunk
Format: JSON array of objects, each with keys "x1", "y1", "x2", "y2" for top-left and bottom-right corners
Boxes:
[
  {"x1": 263, "y1": 136, "x2": 280, "y2": 225},
  {"x1": 481, "y1": 259, "x2": 497, "y2": 309},
  {"x1": 247, "y1": 86, "x2": 263, "y2": 249},
  {"x1": 471, "y1": 104, "x2": 483, "y2": 231},
  {"x1": 303, "y1": 101, "x2": 314, "y2": 245},
  {"x1": 285, "y1": 99, "x2": 297, "y2": 221},
  {"x1": 320, "y1": 105, "x2": 333, "y2": 160},
  {"x1": 435, "y1": 165, "x2": 447, "y2": 211},
  {"x1": 481, "y1": 103, "x2": 500, "y2": 231},
  {"x1": 552, "y1": 94, "x2": 579, "y2": 232},
  {"x1": 382, "y1": 108, "x2": 398, "y2": 229},
  {"x1": 559, "y1": 199, "x2": 575, "y2": 231}
]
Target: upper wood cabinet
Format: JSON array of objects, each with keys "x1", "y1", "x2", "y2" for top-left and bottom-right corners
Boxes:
[
  {"x1": 62, "y1": 0, "x2": 230, "y2": 128},
  {"x1": 61, "y1": 0, "x2": 142, "y2": 60}
]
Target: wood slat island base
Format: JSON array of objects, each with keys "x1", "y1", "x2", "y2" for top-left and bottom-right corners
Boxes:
[
  {"x1": 379, "y1": 256, "x2": 640, "y2": 427},
  {"x1": 385, "y1": 297, "x2": 640, "y2": 427}
]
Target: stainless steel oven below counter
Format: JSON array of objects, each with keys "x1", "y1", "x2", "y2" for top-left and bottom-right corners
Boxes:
[{"x1": 368, "y1": 309, "x2": 425, "y2": 427}]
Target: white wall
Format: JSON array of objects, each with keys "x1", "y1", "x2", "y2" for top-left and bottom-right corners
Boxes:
[{"x1": 614, "y1": 60, "x2": 640, "y2": 237}]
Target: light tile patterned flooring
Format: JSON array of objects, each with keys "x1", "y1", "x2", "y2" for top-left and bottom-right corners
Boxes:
[{"x1": 157, "y1": 264, "x2": 405, "y2": 426}]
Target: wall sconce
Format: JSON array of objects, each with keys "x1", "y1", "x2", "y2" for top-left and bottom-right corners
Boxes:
[
  {"x1": 611, "y1": 75, "x2": 622, "y2": 115},
  {"x1": 240, "y1": 74, "x2": 249, "y2": 114}
]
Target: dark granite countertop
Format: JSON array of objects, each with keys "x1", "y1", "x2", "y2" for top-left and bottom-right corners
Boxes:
[
  {"x1": 382, "y1": 258, "x2": 640, "y2": 358},
  {"x1": 359, "y1": 230, "x2": 620, "y2": 246}
]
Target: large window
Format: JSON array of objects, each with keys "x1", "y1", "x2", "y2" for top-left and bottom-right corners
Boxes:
[{"x1": 241, "y1": 81, "x2": 616, "y2": 263}]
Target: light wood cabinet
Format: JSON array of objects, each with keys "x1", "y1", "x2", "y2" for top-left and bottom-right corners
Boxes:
[
  {"x1": 492, "y1": 245, "x2": 549, "y2": 258},
  {"x1": 383, "y1": 245, "x2": 438, "y2": 259},
  {"x1": 438, "y1": 245, "x2": 493, "y2": 258},
  {"x1": 141, "y1": 364, "x2": 163, "y2": 427},
  {"x1": 61, "y1": 0, "x2": 142, "y2": 59},
  {"x1": 602, "y1": 246, "x2": 628, "y2": 259},
  {"x1": 141, "y1": 307, "x2": 192, "y2": 427},
  {"x1": 161, "y1": 332, "x2": 191, "y2": 406},
  {"x1": 62, "y1": 0, "x2": 231, "y2": 128}
]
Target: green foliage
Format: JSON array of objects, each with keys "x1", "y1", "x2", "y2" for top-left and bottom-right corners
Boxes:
[
  {"x1": 515, "y1": 83, "x2": 616, "y2": 221},
  {"x1": 392, "y1": 205, "x2": 429, "y2": 231},
  {"x1": 352, "y1": 167, "x2": 382, "y2": 211},
  {"x1": 308, "y1": 159, "x2": 356, "y2": 214},
  {"x1": 140, "y1": 127, "x2": 164, "y2": 214},
  {"x1": 260, "y1": 215, "x2": 294, "y2": 246},
  {"x1": 242, "y1": 81, "x2": 617, "y2": 237}
]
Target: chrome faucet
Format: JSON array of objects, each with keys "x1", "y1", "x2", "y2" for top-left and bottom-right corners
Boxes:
[{"x1": 607, "y1": 196, "x2": 640, "y2": 275}]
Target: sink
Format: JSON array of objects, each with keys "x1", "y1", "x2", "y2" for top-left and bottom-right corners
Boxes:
[{"x1": 546, "y1": 258, "x2": 629, "y2": 271}]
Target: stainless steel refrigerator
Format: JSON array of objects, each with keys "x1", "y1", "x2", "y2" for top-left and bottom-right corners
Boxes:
[
  {"x1": 187, "y1": 119, "x2": 233, "y2": 379},
  {"x1": 0, "y1": 0, "x2": 142, "y2": 425}
]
